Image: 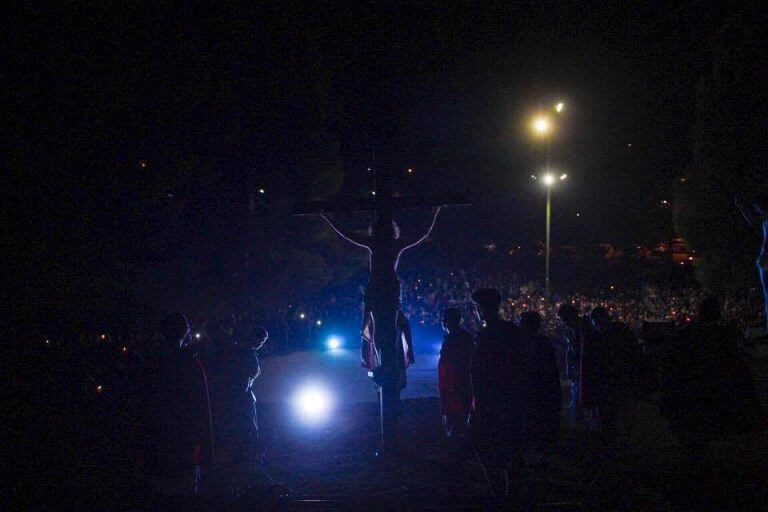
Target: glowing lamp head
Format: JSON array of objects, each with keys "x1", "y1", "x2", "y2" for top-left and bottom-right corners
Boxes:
[
  {"x1": 293, "y1": 384, "x2": 333, "y2": 424},
  {"x1": 542, "y1": 174, "x2": 556, "y2": 186},
  {"x1": 316, "y1": 319, "x2": 322, "y2": 326},
  {"x1": 259, "y1": 188, "x2": 265, "y2": 194},
  {"x1": 532, "y1": 116, "x2": 552, "y2": 136},
  {"x1": 194, "y1": 332, "x2": 201, "y2": 340},
  {"x1": 299, "y1": 312, "x2": 306, "y2": 320},
  {"x1": 327, "y1": 336, "x2": 342, "y2": 350},
  {"x1": 555, "y1": 102, "x2": 564, "y2": 113}
]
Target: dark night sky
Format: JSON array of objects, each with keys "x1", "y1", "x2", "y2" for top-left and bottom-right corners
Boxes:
[{"x1": 5, "y1": 1, "x2": 757, "y2": 320}]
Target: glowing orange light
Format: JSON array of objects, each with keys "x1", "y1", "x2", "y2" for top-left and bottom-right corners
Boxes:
[{"x1": 532, "y1": 115, "x2": 552, "y2": 136}]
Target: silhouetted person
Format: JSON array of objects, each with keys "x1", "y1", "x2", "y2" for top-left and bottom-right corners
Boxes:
[
  {"x1": 146, "y1": 314, "x2": 213, "y2": 492},
  {"x1": 582, "y1": 307, "x2": 641, "y2": 437},
  {"x1": 518, "y1": 311, "x2": 561, "y2": 448},
  {"x1": 661, "y1": 298, "x2": 765, "y2": 459},
  {"x1": 735, "y1": 195, "x2": 768, "y2": 333},
  {"x1": 243, "y1": 327, "x2": 268, "y2": 465},
  {"x1": 438, "y1": 308, "x2": 474, "y2": 440},
  {"x1": 469, "y1": 288, "x2": 518, "y2": 497},
  {"x1": 557, "y1": 303, "x2": 585, "y2": 427}
]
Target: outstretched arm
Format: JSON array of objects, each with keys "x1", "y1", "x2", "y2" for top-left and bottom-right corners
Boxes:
[
  {"x1": 320, "y1": 213, "x2": 370, "y2": 249},
  {"x1": 399, "y1": 207, "x2": 441, "y2": 254},
  {"x1": 735, "y1": 194, "x2": 758, "y2": 226}
]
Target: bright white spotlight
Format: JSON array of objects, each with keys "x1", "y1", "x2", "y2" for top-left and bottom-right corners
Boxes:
[
  {"x1": 293, "y1": 384, "x2": 333, "y2": 423},
  {"x1": 560, "y1": 173, "x2": 568, "y2": 180},
  {"x1": 327, "y1": 336, "x2": 342, "y2": 350},
  {"x1": 555, "y1": 102, "x2": 564, "y2": 113},
  {"x1": 542, "y1": 174, "x2": 556, "y2": 186}
]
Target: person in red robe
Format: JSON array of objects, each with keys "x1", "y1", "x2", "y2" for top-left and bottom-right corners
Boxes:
[{"x1": 438, "y1": 308, "x2": 474, "y2": 439}]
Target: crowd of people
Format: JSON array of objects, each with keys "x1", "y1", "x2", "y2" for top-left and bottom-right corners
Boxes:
[
  {"x1": 437, "y1": 289, "x2": 766, "y2": 503},
  {"x1": 161, "y1": 270, "x2": 764, "y2": 358},
  {"x1": 9, "y1": 264, "x2": 767, "y2": 506},
  {"x1": 400, "y1": 268, "x2": 765, "y2": 333}
]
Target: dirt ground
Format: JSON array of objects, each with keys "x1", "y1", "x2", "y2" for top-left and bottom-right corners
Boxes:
[{"x1": 141, "y1": 388, "x2": 767, "y2": 511}]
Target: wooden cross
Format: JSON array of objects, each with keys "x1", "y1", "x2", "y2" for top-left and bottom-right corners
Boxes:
[{"x1": 294, "y1": 178, "x2": 470, "y2": 455}]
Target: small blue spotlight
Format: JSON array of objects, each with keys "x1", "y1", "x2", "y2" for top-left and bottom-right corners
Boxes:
[{"x1": 327, "y1": 335, "x2": 342, "y2": 350}]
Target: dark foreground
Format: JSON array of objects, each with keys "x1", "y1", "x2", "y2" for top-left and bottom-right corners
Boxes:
[{"x1": 133, "y1": 388, "x2": 767, "y2": 512}]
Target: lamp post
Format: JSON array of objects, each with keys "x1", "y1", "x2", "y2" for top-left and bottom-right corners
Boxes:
[
  {"x1": 540, "y1": 173, "x2": 567, "y2": 297},
  {"x1": 530, "y1": 102, "x2": 566, "y2": 298}
]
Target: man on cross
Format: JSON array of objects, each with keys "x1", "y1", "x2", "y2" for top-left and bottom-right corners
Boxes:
[
  {"x1": 296, "y1": 177, "x2": 464, "y2": 454},
  {"x1": 320, "y1": 207, "x2": 441, "y2": 373}
]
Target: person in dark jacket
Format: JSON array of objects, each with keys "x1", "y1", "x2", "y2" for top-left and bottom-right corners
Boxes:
[
  {"x1": 469, "y1": 288, "x2": 518, "y2": 496},
  {"x1": 438, "y1": 308, "x2": 474, "y2": 439},
  {"x1": 518, "y1": 311, "x2": 561, "y2": 448},
  {"x1": 144, "y1": 314, "x2": 214, "y2": 491},
  {"x1": 580, "y1": 306, "x2": 641, "y2": 437},
  {"x1": 660, "y1": 298, "x2": 765, "y2": 458},
  {"x1": 557, "y1": 303, "x2": 586, "y2": 428}
]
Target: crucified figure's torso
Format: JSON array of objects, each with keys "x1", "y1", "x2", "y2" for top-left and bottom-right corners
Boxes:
[{"x1": 321, "y1": 207, "x2": 441, "y2": 294}]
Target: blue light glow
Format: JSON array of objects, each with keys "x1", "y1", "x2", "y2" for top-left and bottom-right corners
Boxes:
[{"x1": 327, "y1": 335, "x2": 343, "y2": 350}]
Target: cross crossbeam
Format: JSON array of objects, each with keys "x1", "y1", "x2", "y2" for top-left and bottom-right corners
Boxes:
[{"x1": 293, "y1": 193, "x2": 470, "y2": 215}]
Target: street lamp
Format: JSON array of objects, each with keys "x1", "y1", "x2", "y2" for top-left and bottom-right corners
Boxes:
[
  {"x1": 539, "y1": 172, "x2": 567, "y2": 298},
  {"x1": 529, "y1": 103, "x2": 567, "y2": 297}
]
